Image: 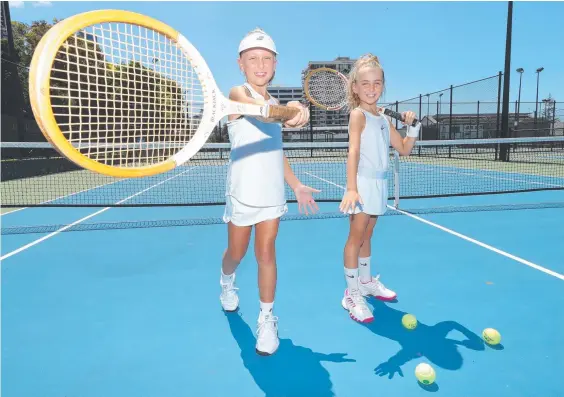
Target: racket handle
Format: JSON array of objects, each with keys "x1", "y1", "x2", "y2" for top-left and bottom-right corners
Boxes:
[
  {"x1": 382, "y1": 108, "x2": 419, "y2": 127},
  {"x1": 267, "y1": 105, "x2": 300, "y2": 120}
]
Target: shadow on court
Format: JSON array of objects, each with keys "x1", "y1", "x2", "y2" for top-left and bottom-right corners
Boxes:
[
  {"x1": 363, "y1": 301, "x2": 485, "y2": 380},
  {"x1": 225, "y1": 311, "x2": 355, "y2": 397}
]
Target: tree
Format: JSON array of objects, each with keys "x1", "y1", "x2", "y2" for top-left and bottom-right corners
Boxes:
[
  {"x1": 3, "y1": 16, "x2": 192, "y2": 154},
  {"x1": 2, "y1": 20, "x2": 57, "y2": 112},
  {"x1": 107, "y1": 59, "x2": 187, "y2": 158},
  {"x1": 542, "y1": 94, "x2": 555, "y2": 121},
  {"x1": 541, "y1": 94, "x2": 558, "y2": 135}
]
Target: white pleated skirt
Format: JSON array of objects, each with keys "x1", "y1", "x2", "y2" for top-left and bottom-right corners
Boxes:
[
  {"x1": 345, "y1": 175, "x2": 388, "y2": 216},
  {"x1": 223, "y1": 195, "x2": 288, "y2": 227}
]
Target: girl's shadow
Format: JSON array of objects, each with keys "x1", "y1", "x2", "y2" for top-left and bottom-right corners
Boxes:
[
  {"x1": 362, "y1": 300, "x2": 490, "y2": 380},
  {"x1": 225, "y1": 311, "x2": 355, "y2": 397}
]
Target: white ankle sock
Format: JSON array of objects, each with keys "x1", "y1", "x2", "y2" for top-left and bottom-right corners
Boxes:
[
  {"x1": 344, "y1": 267, "x2": 359, "y2": 293},
  {"x1": 221, "y1": 269, "x2": 234, "y2": 284},
  {"x1": 259, "y1": 301, "x2": 274, "y2": 318},
  {"x1": 359, "y1": 256, "x2": 372, "y2": 283}
]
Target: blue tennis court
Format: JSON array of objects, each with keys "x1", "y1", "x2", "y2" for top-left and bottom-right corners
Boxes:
[{"x1": 2, "y1": 139, "x2": 564, "y2": 397}]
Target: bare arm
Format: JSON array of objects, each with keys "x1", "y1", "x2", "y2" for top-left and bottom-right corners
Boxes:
[
  {"x1": 283, "y1": 154, "x2": 301, "y2": 190},
  {"x1": 228, "y1": 87, "x2": 308, "y2": 127},
  {"x1": 388, "y1": 111, "x2": 419, "y2": 156},
  {"x1": 284, "y1": 153, "x2": 320, "y2": 215},
  {"x1": 338, "y1": 109, "x2": 365, "y2": 213},
  {"x1": 346, "y1": 109, "x2": 365, "y2": 192},
  {"x1": 227, "y1": 86, "x2": 269, "y2": 122}
]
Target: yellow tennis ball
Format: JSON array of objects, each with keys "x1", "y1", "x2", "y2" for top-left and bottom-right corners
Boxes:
[
  {"x1": 415, "y1": 363, "x2": 436, "y2": 385},
  {"x1": 402, "y1": 314, "x2": 417, "y2": 330},
  {"x1": 482, "y1": 328, "x2": 501, "y2": 345}
]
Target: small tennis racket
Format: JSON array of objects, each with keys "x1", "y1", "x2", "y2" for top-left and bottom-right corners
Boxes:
[
  {"x1": 303, "y1": 67, "x2": 419, "y2": 127},
  {"x1": 29, "y1": 10, "x2": 300, "y2": 178}
]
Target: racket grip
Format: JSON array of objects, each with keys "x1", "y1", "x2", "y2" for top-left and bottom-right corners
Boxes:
[
  {"x1": 267, "y1": 105, "x2": 300, "y2": 120},
  {"x1": 382, "y1": 108, "x2": 419, "y2": 127}
]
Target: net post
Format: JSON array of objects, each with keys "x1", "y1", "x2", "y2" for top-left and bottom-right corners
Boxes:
[
  {"x1": 419, "y1": 94, "x2": 423, "y2": 154},
  {"x1": 393, "y1": 150, "x2": 400, "y2": 208},
  {"x1": 419, "y1": 94, "x2": 422, "y2": 127},
  {"x1": 309, "y1": 101, "x2": 314, "y2": 156}
]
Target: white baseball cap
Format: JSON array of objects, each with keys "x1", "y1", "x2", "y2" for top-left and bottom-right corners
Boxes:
[{"x1": 238, "y1": 28, "x2": 278, "y2": 55}]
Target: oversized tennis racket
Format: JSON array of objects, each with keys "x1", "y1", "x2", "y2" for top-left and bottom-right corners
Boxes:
[
  {"x1": 303, "y1": 67, "x2": 420, "y2": 127},
  {"x1": 29, "y1": 10, "x2": 300, "y2": 178}
]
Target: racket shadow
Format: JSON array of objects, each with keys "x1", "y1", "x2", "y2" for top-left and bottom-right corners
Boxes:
[
  {"x1": 362, "y1": 301, "x2": 485, "y2": 380},
  {"x1": 224, "y1": 311, "x2": 355, "y2": 397}
]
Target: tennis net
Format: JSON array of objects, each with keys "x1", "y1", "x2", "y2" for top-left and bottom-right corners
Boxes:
[
  {"x1": 2, "y1": 137, "x2": 563, "y2": 208},
  {"x1": 2, "y1": 136, "x2": 563, "y2": 235}
]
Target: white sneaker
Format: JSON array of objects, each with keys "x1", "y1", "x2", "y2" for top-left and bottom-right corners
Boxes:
[
  {"x1": 341, "y1": 288, "x2": 374, "y2": 323},
  {"x1": 220, "y1": 273, "x2": 239, "y2": 312},
  {"x1": 256, "y1": 314, "x2": 280, "y2": 356},
  {"x1": 359, "y1": 275, "x2": 397, "y2": 301}
]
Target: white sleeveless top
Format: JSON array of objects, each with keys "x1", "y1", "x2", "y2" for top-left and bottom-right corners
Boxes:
[
  {"x1": 225, "y1": 83, "x2": 285, "y2": 207},
  {"x1": 355, "y1": 108, "x2": 392, "y2": 180}
]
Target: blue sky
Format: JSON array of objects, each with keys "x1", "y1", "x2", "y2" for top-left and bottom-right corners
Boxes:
[{"x1": 8, "y1": 1, "x2": 564, "y2": 110}]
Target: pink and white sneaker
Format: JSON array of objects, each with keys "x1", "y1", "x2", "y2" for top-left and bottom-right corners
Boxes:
[
  {"x1": 359, "y1": 275, "x2": 397, "y2": 301},
  {"x1": 341, "y1": 288, "x2": 374, "y2": 323}
]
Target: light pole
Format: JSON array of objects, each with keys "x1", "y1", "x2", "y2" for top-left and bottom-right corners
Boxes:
[
  {"x1": 515, "y1": 68, "x2": 523, "y2": 128},
  {"x1": 535, "y1": 67, "x2": 544, "y2": 125}
]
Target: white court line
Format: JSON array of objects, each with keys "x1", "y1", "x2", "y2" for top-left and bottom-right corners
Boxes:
[
  {"x1": 0, "y1": 167, "x2": 198, "y2": 261},
  {"x1": 303, "y1": 171, "x2": 564, "y2": 282},
  {"x1": 1, "y1": 208, "x2": 23, "y2": 216},
  {"x1": 434, "y1": 168, "x2": 564, "y2": 188},
  {"x1": 1, "y1": 208, "x2": 112, "y2": 261},
  {"x1": 476, "y1": 173, "x2": 564, "y2": 188},
  {"x1": 403, "y1": 161, "x2": 564, "y2": 188},
  {"x1": 390, "y1": 206, "x2": 564, "y2": 281}
]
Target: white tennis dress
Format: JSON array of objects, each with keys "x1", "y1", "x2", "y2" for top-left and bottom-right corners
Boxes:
[
  {"x1": 346, "y1": 108, "x2": 392, "y2": 216},
  {"x1": 223, "y1": 83, "x2": 288, "y2": 226}
]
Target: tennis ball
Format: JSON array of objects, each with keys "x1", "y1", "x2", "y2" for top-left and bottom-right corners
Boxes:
[
  {"x1": 482, "y1": 328, "x2": 501, "y2": 345},
  {"x1": 415, "y1": 363, "x2": 436, "y2": 385},
  {"x1": 402, "y1": 314, "x2": 417, "y2": 330}
]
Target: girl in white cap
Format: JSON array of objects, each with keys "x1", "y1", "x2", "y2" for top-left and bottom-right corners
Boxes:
[
  {"x1": 339, "y1": 54, "x2": 419, "y2": 323},
  {"x1": 219, "y1": 28, "x2": 318, "y2": 356}
]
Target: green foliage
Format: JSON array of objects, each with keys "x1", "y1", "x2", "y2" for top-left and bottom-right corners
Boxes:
[{"x1": 4, "y1": 18, "x2": 194, "y2": 144}]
